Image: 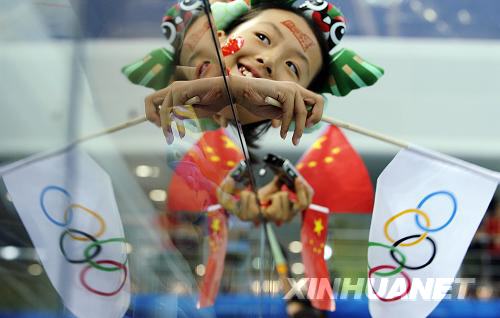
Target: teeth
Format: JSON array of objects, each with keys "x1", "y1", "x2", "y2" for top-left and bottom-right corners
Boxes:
[{"x1": 238, "y1": 64, "x2": 254, "y2": 77}]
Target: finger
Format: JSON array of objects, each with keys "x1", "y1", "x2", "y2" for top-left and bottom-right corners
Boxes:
[
  {"x1": 294, "y1": 178, "x2": 309, "y2": 211},
  {"x1": 145, "y1": 94, "x2": 162, "y2": 127},
  {"x1": 265, "y1": 193, "x2": 286, "y2": 222},
  {"x1": 261, "y1": 197, "x2": 277, "y2": 221},
  {"x1": 173, "y1": 110, "x2": 186, "y2": 139},
  {"x1": 159, "y1": 89, "x2": 174, "y2": 144},
  {"x1": 305, "y1": 95, "x2": 324, "y2": 128},
  {"x1": 300, "y1": 177, "x2": 314, "y2": 204},
  {"x1": 186, "y1": 96, "x2": 201, "y2": 105},
  {"x1": 258, "y1": 176, "x2": 280, "y2": 200},
  {"x1": 172, "y1": 105, "x2": 197, "y2": 139},
  {"x1": 220, "y1": 176, "x2": 236, "y2": 195},
  {"x1": 220, "y1": 117, "x2": 228, "y2": 128},
  {"x1": 264, "y1": 96, "x2": 282, "y2": 108},
  {"x1": 271, "y1": 119, "x2": 282, "y2": 128},
  {"x1": 213, "y1": 114, "x2": 229, "y2": 128},
  {"x1": 280, "y1": 93, "x2": 294, "y2": 140},
  {"x1": 292, "y1": 91, "x2": 307, "y2": 146},
  {"x1": 240, "y1": 191, "x2": 251, "y2": 220},
  {"x1": 247, "y1": 196, "x2": 260, "y2": 220},
  {"x1": 279, "y1": 192, "x2": 291, "y2": 222},
  {"x1": 239, "y1": 192, "x2": 247, "y2": 219},
  {"x1": 217, "y1": 186, "x2": 237, "y2": 212}
]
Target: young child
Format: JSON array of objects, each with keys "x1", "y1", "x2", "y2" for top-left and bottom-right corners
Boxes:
[
  {"x1": 123, "y1": 0, "x2": 383, "y2": 223},
  {"x1": 123, "y1": 0, "x2": 383, "y2": 147}
]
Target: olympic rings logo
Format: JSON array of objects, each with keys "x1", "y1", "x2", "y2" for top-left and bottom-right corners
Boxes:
[
  {"x1": 40, "y1": 185, "x2": 128, "y2": 297},
  {"x1": 368, "y1": 191, "x2": 457, "y2": 302}
]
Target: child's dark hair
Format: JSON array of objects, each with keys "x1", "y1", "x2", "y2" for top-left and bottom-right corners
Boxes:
[{"x1": 225, "y1": 1, "x2": 331, "y2": 149}]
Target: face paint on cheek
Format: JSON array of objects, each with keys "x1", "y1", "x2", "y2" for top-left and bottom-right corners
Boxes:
[
  {"x1": 280, "y1": 20, "x2": 314, "y2": 51},
  {"x1": 221, "y1": 36, "x2": 245, "y2": 57}
]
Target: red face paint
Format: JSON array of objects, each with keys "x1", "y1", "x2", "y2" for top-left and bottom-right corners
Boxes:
[
  {"x1": 281, "y1": 20, "x2": 314, "y2": 51},
  {"x1": 221, "y1": 36, "x2": 244, "y2": 57}
]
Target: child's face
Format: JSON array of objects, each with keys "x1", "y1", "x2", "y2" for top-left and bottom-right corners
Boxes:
[
  {"x1": 224, "y1": 9, "x2": 323, "y2": 88},
  {"x1": 179, "y1": 9, "x2": 323, "y2": 88}
]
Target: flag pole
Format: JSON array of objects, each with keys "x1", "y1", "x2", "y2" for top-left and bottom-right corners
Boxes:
[
  {"x1": 66, "y1": 116, "x2": 147, "y2": 147},
  {"x1": 3, "y1": 97, "x2": 500, "y2": 182},
  {"x1": 264, "y1": 96, "x2": 410, "y2": 148},
  {"x1": 0, "y1": 116, "x2": 147, "y2": 176},
  {"x1": 320, "y1": 116, "x2": 409, "y2": 149}
]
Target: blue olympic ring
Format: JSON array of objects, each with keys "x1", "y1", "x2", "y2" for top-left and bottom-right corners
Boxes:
[
  {"x1": 415, "y1": 190, "x2": 457, "y2": 232},
  {"x1": 40, "y1": 185, "x2": 74, "y2": 226}
]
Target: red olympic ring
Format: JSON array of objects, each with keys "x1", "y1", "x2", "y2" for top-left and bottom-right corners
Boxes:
[
  {"x1": 369, "y1": 265, "x2": 412, "y2": 302},
  {"x1": 79, "y1": 260, "x2": 127, "y2": 297}
]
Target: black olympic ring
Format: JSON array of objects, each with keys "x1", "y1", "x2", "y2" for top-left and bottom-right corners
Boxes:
[
  {"x1": 59, "y1": 229, "x2": 102, "y2": 264},
  {"x1": 390, "y1": 234, "x2": 437, "y2": 270}
]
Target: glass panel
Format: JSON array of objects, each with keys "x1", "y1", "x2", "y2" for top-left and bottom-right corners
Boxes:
[
  {"x1": 2, "y1": 1, "x2": 499, "y2": 318},
  {"x1": 0, "y1": 0, "x2": 273, "y2": 317}
]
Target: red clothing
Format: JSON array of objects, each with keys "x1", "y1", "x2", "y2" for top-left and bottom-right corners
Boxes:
[{"x1": 485, "y1": 216, "x2": 500, "y2": 256}]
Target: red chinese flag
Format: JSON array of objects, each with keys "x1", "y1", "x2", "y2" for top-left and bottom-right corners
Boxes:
[
  {"x1": 198, "y1": 208, "x2": 228, "y2": 308},
  {"x1": 297, "y1": 125, "x2": 374, "y2": 213},
  {"x1": 301, "y1": 209, "x2": 335, "y2": 311},
  {"x1": 167, "y1": 129, "x2": 244, "y2": 212}
]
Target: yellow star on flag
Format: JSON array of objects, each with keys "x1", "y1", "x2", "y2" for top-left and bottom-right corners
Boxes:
[
  {"x1": 313, "y1": 218, "x2": 324, "y2": 236},
  {"x1": 204, "y1": 146, "x2": 214, "y2": 154},
  {"x1": 331, "y1": 147, "x2": 342, "y2": 155},
  {"x1": 211, "y1": 218, "x2": 221, "y2": 233},
  {"x1": 312, "y1": 136, "x2": 327, "y2": 150},
  {"x1": 221, "y1": 136, "x2": 239, "y2": 151}
]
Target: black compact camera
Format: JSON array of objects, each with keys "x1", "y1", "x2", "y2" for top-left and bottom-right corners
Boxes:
[
  {"x1": 263, "y1": 153, "x2": 299, "y2": 191},
  {"x1": 229, "y1": 160, "x2": 251, "y2": 188}
]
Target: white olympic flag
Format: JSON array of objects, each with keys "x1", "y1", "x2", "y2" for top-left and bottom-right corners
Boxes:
[
  {"x1": 368, "y1": 147, "x2": 498, "y2": 318},
  {"x1": 2, "y1": 149, "x2": 130, "y2": 318}
]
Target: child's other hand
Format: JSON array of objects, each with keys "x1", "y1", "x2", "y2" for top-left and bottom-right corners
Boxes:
[
  {"x1": 144, "y1": 77, "x2": 230, "y2": 143},
  {"x1": 261, "y1": 177, "x2": 313, "y2": 223},
  {"x1": 231, "y1": 76, "x2": 324, "y2": 145},
  {"x1": 217, "y1": 176, "x2": 260, "y2": 222}
]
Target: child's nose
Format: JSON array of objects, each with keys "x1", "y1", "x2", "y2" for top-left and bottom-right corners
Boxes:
[{"x1": 256, "y1": 58, "x2": 273, "y2": 76}]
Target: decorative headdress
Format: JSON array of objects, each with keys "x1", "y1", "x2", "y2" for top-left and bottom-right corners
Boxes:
[{"x1": 123, "y1": 0, "x2": 384, "y2": 97}]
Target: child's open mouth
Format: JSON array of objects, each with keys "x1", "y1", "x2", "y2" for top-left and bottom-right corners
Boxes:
[
  {"x1": 237, "y1": 62, "x2": 262, "y2": 78},
  {"x1": 196, "y1": 61, "x2": 211, "y2": 79}
]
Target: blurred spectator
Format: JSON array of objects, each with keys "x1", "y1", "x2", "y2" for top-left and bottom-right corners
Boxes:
[
  {"x1": 485, "y1": 198, "x2": 500, "y2": 255},
  {"x1": 484, "y1": 198, "x2": 500, "y2": 290},
  {"x1": 471, "y1": 198, "x2": 500, "y2": 297}
]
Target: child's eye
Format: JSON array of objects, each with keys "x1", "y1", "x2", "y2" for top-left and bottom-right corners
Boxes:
[
  {"x1": 286, "y1": 61, "x2": 299, "y2": 77},
  {"x1": 256, "y1": 33, "x2": 271, "y2": 45}
]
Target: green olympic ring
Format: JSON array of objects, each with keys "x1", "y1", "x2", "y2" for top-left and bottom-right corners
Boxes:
[
  {"x1": 367, "y1": 241, "x2": 407, "y2": 277},
  {"x1": 83, "y1": 238, "x2": 128, "y2": 272}
]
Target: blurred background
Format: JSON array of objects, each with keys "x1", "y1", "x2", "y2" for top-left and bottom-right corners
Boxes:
[{"x1": 0, "y1": 0, "x2": 499, "y2": 317}]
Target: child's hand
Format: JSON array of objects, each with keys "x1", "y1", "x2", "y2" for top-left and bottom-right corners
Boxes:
[
  {"x1": 217, "y1": 175, "x2": 313, "y2": 224},
  {"x1": 144, "y1": 77, "x2": 230, "y2": 143},
  {"x1": 217, "y1": 176, "x2": 260, "y2": 221},
  {"x1": 261, "y1": 177, "x2": 314, "y2": 223},
  {"x1": 230, "y1": 76, "x2": 325, "y2": 145}
]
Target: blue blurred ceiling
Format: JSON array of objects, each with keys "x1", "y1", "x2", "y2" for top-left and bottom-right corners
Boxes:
[{"x1": 30, "y1": 0, "x2": 500, "y2": 40}]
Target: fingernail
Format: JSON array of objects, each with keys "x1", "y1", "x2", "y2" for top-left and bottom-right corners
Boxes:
[
  {"x1": 166, "y1": 133, "x2": 174, "y2": 144},
  {"x1": 186, "y1": 96, "x2": 200, "y2": 105}
]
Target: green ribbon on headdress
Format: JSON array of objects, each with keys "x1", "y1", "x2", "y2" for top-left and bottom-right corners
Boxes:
[{"x1": 122, "y1": 47, "x2": 175, "y2": 91}]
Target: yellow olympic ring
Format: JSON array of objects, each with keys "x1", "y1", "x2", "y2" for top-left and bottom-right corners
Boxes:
[
  {"x1": 384, "y1": 209, "x2": 431, "y2": 247},
  {"x1": 63, "y1": 204, "x2": 107, "y2": 241}
]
